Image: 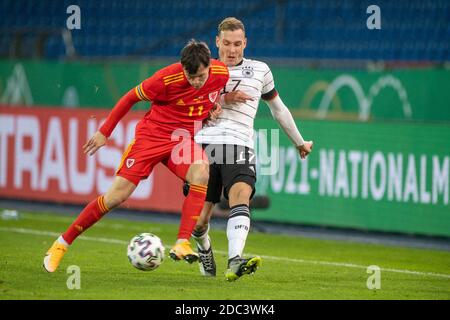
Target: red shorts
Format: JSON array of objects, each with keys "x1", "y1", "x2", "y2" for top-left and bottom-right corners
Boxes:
[{"x1": 116, "y1": 130, "x2": 207, "y2": 186}]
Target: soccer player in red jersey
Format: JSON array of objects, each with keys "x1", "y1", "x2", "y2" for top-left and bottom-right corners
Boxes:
[{"x1": 43, "y1": 40, "x2": 229, "y2": 272}]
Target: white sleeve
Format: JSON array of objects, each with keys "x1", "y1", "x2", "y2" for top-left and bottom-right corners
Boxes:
[
  {"x1": 265, "y1": 95, "x2": 305, "y2": 147},
  {"x1": 262, "y1": 64, "x2": 275, "y2": 95}
]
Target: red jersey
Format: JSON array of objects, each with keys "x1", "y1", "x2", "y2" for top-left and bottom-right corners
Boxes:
[
  {"x1": 136, "y1": 59, "x2": 228, "y2": 135},
  {"x1": 99, "y1": 59, "x2": 228, "y2": 138}
]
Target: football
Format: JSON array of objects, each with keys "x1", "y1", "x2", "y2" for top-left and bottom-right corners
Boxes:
[{"x1": 127, "y1": 233, "x2": 165, "y2": 271}]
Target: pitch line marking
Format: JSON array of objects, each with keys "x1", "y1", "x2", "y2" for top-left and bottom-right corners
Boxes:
[{"x1": 1, "y1": 226, "x2": 449, "y2": 280}]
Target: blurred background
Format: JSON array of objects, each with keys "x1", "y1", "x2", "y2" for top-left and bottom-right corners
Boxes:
[{"x1": 0, "y1": 0, "x2": 449, "y2": 239}]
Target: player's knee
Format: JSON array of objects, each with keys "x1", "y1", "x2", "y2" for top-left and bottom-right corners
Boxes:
[
  {"x1": 240, "y1": 187, "x2": 253, "y2": 199},
  {"x1": 229, "y1": 184, "x2": 252, "y2": 203},
  {"x1": 189, "y1": 163, "x2": 209, "y2": 185}
]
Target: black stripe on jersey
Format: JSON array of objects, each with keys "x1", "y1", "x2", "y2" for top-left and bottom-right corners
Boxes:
[
  {"x1": 242, "y1": 101, "x2": 256, "y2": 110},
  {"x1": 227, "y1": 76, "x2": 263, "y2": 84},
  {"x1": 250, "y1": 69, "x2": 268, "y2": 73},
  {"x1": 215, "y1": 128, "x2": 249, "y2": 139},
  {"x1": 202, "y1": 126, "x2": 249, "y2": 138},
  {"x1": 263, "y1": 79, "x2": 274, "y2": 89},
  {"x1": 217, "y1": 117, "x2": 251, "y2": 128},
  {"x1": 261, "y1": 88, "x2": 278, "y2": 101},
  {"x1": 264, "y1": 70, "x2": 271, "y2": 76},
  {"x1": 199, "y1": 133, "x2": 248, "y2": 143},
  {"x1": 222, "y1": 107, "x2": 255, "y2": 119},
  {"x1": 239, "y1": 83, "x2": 261, "y2": 91}
]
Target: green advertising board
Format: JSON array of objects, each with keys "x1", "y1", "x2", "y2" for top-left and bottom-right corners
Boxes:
[
  {"x1": 0, "y1": 59, "x2": 166, "y2": 110},
  {"x1": 268, "y1": 68, "x2": 450, "y2": 123},
  {"x1": 1, "y1": 59, "x2": 450, "y2": 123},
  {"x1": 253, "y1": 119, "x2": 450, "y2": 237}
]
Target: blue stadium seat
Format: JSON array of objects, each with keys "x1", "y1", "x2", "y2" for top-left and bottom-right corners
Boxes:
[{"x1": 1, "y1": 0, "x2": 448, "y2": 60}]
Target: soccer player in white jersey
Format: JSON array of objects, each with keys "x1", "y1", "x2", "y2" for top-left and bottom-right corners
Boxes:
[{"x1": 188, "y1": 17, "x2": 313, "y2": 281}]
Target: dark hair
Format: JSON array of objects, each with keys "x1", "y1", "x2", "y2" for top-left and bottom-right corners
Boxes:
[{"x1": 180, "y1": 39, "x2": 211, "y2": 75}]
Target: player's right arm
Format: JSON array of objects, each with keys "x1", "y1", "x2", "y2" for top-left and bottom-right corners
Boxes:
[
  {"x1": 82, "y1": 130, "x2": 108, "y2": 156},
  {"x1": 83, "y1": 75, "x2": 163, "y2": 156},
  {"x1": 82, "y1": 89, "x2": 141, "y2": 156}
]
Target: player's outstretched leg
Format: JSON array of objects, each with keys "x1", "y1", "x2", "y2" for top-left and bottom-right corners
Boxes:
[
  {"x1": 192, "y1": 224, "x2": 216, "y2": 276},
  {"x1": 225, "y1": 255, "x2": 262, "y2": 282},
  {"x1": 43, "y1": 195, "x2": 110, "y2": 273},
  {"x1": 43, "y1": 176, "x2": 136, "y2": 272}
]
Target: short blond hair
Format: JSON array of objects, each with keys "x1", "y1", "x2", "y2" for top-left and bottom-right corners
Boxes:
[{"x1": 218, "y1": 17, "x2": 245, "y2": 35}]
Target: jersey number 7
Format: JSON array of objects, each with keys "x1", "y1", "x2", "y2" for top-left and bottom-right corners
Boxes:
[{"x1": 222, "y1": 79, "x2": 241, "y2": 94}]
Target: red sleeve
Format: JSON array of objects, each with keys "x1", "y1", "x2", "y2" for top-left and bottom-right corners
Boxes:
[
  {"x1": 98, "y1": 88, "x2": 140, "y2": 138},
  {"x1": 138, "y1": 73, "x2": 165, "y2": 102},
  {"x1": 99, "y1": 73, "x2": 164, "y2": 138}
]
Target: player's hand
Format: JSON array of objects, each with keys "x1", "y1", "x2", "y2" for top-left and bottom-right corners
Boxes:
[
  {"x1": 297, "y1": 140, "x2": 313, "y2": 159},
  {"x1": 208, "y1": 103, "x2": 222, "y2": 121},
  {"x1": 224, "y1": 90, "x2": 254, "y2": 104},
  {"x1": 83, "y1": 131, "x2": 107, "y2": 156}
]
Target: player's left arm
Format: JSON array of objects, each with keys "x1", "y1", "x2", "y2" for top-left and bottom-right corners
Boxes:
[
  {"x1": 262, "y1": 64, "x2": 312, "y2": 159},
  {"x1": 264, "y1": 93, "x2": 313, "y2": 159}
]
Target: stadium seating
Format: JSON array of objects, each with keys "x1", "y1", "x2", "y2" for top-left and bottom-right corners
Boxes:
[{"x1": 0, "y1": 0, "x2": 448, "y2": 60}]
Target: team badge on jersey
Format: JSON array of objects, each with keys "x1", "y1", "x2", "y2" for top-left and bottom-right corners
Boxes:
[
  {"x1": 126, "y1": 158, "x2": 135, "y2": 168},
  {"x1": 209, "y1": 91, "x2": 219, "y2": 103},
  {"x1": 242, "y1": 66, "x2": 254, "y2": 78}
]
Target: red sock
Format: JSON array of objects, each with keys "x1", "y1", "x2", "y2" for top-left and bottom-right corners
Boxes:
[
  {"x1": 62, "y1": 196, "x2": 110, "y2": 245},
  {"x1": 178, "y1": 184, "x2": 207, "y2": 240}
]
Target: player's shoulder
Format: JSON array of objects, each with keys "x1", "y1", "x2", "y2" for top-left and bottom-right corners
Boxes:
[
  {"x1": 152, "y1": 62, "x2": 185, "y2": 86},
  {"x1": 209, "y1": 59, "x2": 229, "y2": 84},
  {"x1": 210, "y1": 59, "x2": 227, "y2": 69},
  {"x1": 210, "y1": 59, "x2": 229, "y2": 75}
]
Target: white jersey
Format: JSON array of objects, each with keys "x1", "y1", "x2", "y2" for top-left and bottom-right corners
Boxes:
[{"x1": 195, "y1": 58, "x2": 275, "y2": 149}]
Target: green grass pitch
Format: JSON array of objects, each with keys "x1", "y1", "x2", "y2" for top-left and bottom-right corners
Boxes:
[{"x1": 0, "y1": 209, "x2": 449, "y2": 300}]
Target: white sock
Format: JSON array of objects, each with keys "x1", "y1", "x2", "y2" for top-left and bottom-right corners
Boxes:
[
  {"x1": 227, "y1": 205, "x2": 250, "y2": 260},
  {"x1": 192, "y1": 224, "x2": 211, "y2": 251},
  {"x1": 57, "y1": 235, "x2": 69, "y2": 246}
]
